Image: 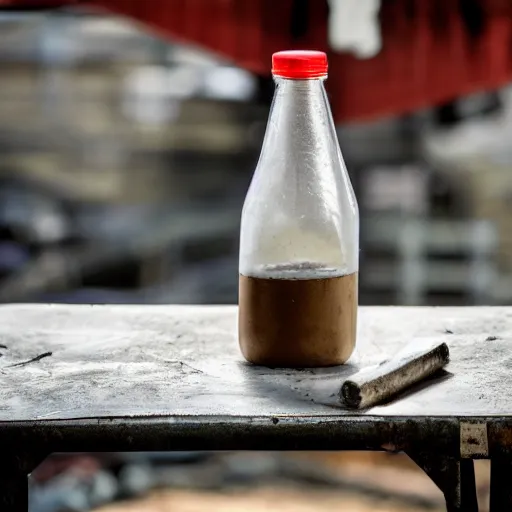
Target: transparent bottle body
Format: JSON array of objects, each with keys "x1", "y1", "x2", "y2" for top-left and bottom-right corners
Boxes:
[
  {"x1": 238, "y1": 75, "x2": 359, "y2": 367},
  {"x1": 239, "y1": 77, "x2": 359, "y2": 279}
]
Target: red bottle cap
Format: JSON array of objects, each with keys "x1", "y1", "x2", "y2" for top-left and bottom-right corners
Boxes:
[{"x1": 272, "y1": 50, "x2": 328, "y2": 79}]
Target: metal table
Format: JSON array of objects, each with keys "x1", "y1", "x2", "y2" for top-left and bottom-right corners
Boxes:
[{"x1": 0, "y1": 304, "x2": 511, "y2": 511}]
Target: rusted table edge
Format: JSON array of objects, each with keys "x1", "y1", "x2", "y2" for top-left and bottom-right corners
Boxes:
[
  {"x1": 0, "y1": 415, "x2": 459, "y2": 455},
  {"x1": 2, "y1": 415, "x2": 512, "y2": 457}
]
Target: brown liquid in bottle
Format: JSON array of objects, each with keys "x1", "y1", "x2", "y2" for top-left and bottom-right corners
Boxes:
[{"x1": 238, "y1": 263, "x2": 357, "y2": 367}]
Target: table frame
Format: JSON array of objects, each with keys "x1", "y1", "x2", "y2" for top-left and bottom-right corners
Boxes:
[{"x1": 1, "y1": 416, "x2": 511, "y2": 512}]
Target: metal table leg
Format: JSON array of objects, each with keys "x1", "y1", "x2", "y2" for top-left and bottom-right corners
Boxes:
[
  {"x1": 407, "y1": 451, "x2": 479, "y2": 511},
  {"x1": 0, "y1": 473, "x2": 29, "y2": 512},
  {"x1": 0, "y1": 452, "x2": 48, "y2": 512},
  {"x1": 490, "y1": 458, "x2": 512, "y2": 511},
  {"x1": 459, "y1": 459, "x2": 479, "y2": 512}
]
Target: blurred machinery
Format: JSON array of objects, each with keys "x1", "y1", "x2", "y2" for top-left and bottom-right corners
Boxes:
[{"x1": 0, "y1": 12, "x2": 261, "y2": 304}]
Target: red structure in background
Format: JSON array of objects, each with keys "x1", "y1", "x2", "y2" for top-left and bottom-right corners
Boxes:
[{"x1": 1, "y1": 0, "x2": 512, "y2": 122}]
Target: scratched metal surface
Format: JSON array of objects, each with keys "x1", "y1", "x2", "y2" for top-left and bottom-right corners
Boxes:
[{"x1": 0, "y1": 305, "x2": 510, "y2": 423}]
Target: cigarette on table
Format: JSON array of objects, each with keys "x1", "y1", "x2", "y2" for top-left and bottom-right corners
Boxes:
[{"x1": 339, "y1": 341, "x2": 450, "y2": 409}]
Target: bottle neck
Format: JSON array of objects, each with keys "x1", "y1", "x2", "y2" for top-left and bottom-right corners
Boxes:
[
  {"x1": 274, "y1": 75, "x2": 326, "y2": 95},
  {"x1": 272, "y1": 76, "x2": 328, "y2": 124},
  {"x1": 257, "y1": 76, "x2": 336, "y2": 177}
]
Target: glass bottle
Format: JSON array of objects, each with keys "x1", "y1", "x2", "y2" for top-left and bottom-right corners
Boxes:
[{"x1": 238, "y1": 50, "x2": 359, "y2": 367}]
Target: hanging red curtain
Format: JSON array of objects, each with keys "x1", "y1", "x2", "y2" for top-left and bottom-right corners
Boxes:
[{"x1": 2, "y1": 0, "x2": 512, "y2": 122}]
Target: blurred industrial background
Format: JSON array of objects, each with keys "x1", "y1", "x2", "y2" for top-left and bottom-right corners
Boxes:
[
  {"x1": 1, "y1": 3, "x2": 512, "y2": 307},
  {"x1": 0, "y1": 0, "x2": 511, "y2": 511}
]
